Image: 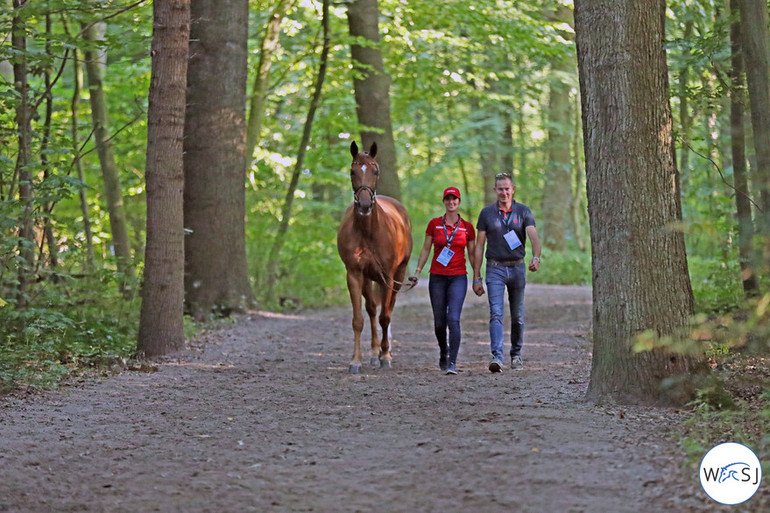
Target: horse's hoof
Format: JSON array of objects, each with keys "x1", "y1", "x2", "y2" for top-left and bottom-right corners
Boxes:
[
  {"x1": 369, "y1": 357, "x2": 379, "y2": 367},
  {"x1": 348, "y1": 364, "x2": 360, "y2": 374},
  {"x1": 380, "y1": 359, "x2": 392, "y2": 369}
]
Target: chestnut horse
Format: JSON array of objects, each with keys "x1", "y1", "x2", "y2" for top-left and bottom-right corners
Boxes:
[{"x1": 337, "y1": 141, "x2": 413, "y2": 374}]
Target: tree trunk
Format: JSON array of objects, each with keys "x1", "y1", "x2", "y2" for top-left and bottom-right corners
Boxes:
[
  {"x1": 71, "y1": 50, "x2": 95, "y2": 269},
  {"x1": 82, "y1": 21, "x2": 135, "y2": 292},
  {"x1": 678, "y1": 20, "x2": 693, "y2": 187},
  {"x1": 570, "y1": 91, "x2": 586, "y2": 251},
  {"x1": 41, "y1": 13, "x2": 59, "y2": 278},
  {"x1": 347, "y1": 0, "x2": 402, "y2": 200},
  {"x1": 184, "y1": 0, "x2": 255, "y2": 320},
  {"x1": 12, "y1": 0, "x2": 34, "y2": 308},
  {"x1": 541, "y1": 4, "x2": 574, "y2": 251},
  {"x1": 264, "y1": 0, "x2": 331, "y2": 304},
  {"x1": 245, "y1": 0, "x2": 292, "y2": 165},
  {"x1": 138, "y1": 0, "x2": 190, "y2": 357},
  {"x1": 574, "y1": 0, "x2": 706, "y2": 405},
  {"x1": 738, "y1": 0, "x2": 770, "y2": 242},
  {"x1": 730, "y1": 0, "x2": 760, "y2": 296}
]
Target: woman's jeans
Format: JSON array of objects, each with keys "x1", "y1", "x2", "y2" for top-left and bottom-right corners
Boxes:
[
  {"x1": 485, "y1": 262, "x2": 526, "y2": 361},
  {"x1": 428, "y1": 274, "x2": 468, "y2": 364}
]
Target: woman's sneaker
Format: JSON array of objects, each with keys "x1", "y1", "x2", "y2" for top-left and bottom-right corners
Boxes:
[
  {"x1": 445, "y1": 362, "x2": 458, "y2": 375},
  {"x1": 439, "y1": 351, "x2": 448, "y2": 371}
]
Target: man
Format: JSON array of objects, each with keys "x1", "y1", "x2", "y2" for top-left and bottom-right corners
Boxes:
[{"x1": 472, "y1": 172, "x2": 542, "y2": 373}]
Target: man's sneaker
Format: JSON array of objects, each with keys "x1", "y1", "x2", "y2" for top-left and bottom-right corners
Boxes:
[
  {"x1": 439, "y1": 352, "x2": 448, "y2": 371},
  {"x1": 488, "y1": 358, "x2": 503, "y2": 373},
  {"x1": 445, "y1": 362, "x2": 458, "y2": 375},
  {"x1": 511, "y1": 355, "x2": 524, "y2": 370}
]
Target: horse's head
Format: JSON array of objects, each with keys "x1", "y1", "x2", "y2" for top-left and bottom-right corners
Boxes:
[{"x1": 349, "y1": 141, "x2": 379, "y2": 216}]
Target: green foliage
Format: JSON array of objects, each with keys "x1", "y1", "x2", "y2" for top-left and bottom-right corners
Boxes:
[
  {"x1": 676, "y1": 354, "x2": 770, "y2": 509},
  {"x1": 0, "y1": 272, "x2": 140, "y2": 392},
  {"x1": 689, "y1": 255, "x2": 746, "y2": 314},
  {"x1": 528, "y1": 249, "x2": 591, "y2": 286}
]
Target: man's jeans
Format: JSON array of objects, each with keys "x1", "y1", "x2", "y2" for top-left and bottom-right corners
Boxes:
[
  {"x1": 485, "y1": 262, "x2": 526, "y2": 361},
  {"x1": 428, "y1": 274, "x2": 468, "y2": 364}
]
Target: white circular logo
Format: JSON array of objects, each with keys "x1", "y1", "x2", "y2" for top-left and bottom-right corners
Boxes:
[{"x1": 700, "y1": 442, "x2": 762, "y2": 505}]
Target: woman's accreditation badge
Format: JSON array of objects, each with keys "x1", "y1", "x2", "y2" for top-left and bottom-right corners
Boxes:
[{"x1": 436, "y1": 246, "x2": 455, "y2": 266}]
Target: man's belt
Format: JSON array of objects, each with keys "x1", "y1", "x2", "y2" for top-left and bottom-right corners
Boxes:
[{"x1": 487, "y1": 258, "x2": 524, "y2": 267}]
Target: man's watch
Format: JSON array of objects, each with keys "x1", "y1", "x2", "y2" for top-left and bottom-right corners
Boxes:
[{"x1": 532, "y1": 256, "x2": 541, "y2": 263}]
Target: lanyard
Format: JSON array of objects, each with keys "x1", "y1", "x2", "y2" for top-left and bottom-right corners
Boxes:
[
  {"x1": 442, "y1": 215, "x2": 461, "y2": 248},
  {"x1": 498, "y1": 205, "x2": 514, "y2": 232}
]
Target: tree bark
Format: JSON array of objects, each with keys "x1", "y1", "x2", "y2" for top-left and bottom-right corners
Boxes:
[
  {"x1": 138, "y1": 0, "x2": 190, "y2": 357},
  {"x1": 729, "y1": 0, "x2": 759, "y2": 296},
  {"x1": 82, "y1": 21, "x2": 135, "y2": 293},
  {"x1": 245, "y1": 0, "x2": 292, "y2": 164},
  {"x1": 347, "y1": 0, "x2": 401, "y2": 199},
  {"x1": 738, "y1": 0, "x2": 770, "y2": 242},
  {"x1": 574, "y1": 0, "x2": 706, "y2": 405},
  {"x1": 184, "y1": 0, "x2": 255, "y2": 319},
  {"x1": 264, "y1": 0, "x2": 331, "y2": 304}
]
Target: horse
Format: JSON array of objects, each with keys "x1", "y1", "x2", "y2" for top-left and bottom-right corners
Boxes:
[{"x1": 337, "y1": 141, "x2": 413, "y2": 374}]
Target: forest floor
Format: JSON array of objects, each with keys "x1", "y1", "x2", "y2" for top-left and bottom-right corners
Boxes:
[{"x1": 0, "y1": 282, "x2": 764, "y2": 512}]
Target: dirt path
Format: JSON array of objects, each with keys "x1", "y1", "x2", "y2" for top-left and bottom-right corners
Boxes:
[{"x1": 0, "y1": 283, "x2": 743, "y2": 512}]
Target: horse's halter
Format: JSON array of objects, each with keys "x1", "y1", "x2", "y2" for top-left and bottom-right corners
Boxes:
[
  {"x1": 351, "y1": 160, "x2": 379, "y2": 214},
  {"x1": 353, "y1": 184, "x2": 377, "y2": 205}
]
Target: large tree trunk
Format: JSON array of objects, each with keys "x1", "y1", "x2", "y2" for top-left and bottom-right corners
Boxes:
[
  {"x1": 184, "y1": 0, "x2": 255, "y2": 319},
  {"x1": 137, "y1": 0, "x2": 190, "y2": 357},
  {"x1": 245, "y1": 0, "x2": 292, "y2": 164},
  {"x1": 574, "y1": 0, "x2": 706, "y2": 405},
  {"x1": 738, "y1": 0, "x2": 770, "y2": 263},
  {"x1": 264, "y1": 0, "x2": 331, "y2": 304},
  {"x1": 729, "y1": 0, "x2": 759, "y2": 296},
  {"x1": 347, "y1": 0, "x2": 401, "y2": 199},
  {"x1": 12, "y1": 0, "x2": 34, "y2": 308},
  {"x1": 82, "y1": 21, "x2": 135, "y2": 292}
]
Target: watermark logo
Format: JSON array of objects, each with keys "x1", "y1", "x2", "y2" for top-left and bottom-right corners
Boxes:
[{"x1": 700, "y1": 442, "x2": 762, "y2": 505}]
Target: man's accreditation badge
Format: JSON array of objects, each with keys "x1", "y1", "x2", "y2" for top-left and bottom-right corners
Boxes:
[{"x1": 504, "y1": 230, "x2": 522, "y2": 251}]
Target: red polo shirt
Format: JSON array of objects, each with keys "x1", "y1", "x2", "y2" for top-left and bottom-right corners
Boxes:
[{"x1": 426, "y1": 216, "x2": 475, "y2": 275}]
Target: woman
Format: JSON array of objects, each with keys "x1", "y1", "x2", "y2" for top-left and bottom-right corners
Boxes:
[{"x1": 409, "y1": 187, "x2": 476, "y2": 375}]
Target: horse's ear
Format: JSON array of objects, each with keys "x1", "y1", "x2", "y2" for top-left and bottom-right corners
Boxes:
[
  {"x1": 350, "y1": 141, "x2": 358, "y2": 158},
  {"x1": 369, "y1": 142, "x2": 377, "y2": 158}
]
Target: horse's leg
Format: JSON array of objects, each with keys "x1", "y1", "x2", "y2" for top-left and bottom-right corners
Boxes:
[
  {"x1": 363, "y1": 279, "x2": 380, "y2": 367},
  {"x1": 378, "y1": 284, "x2": 398, "y2": 369},
  {"x1": 346, "y1": 271, "x2": 365, "y2": 374},
  {"x1": 379, "y1": 262, "x2": 408, "y2": 368}
]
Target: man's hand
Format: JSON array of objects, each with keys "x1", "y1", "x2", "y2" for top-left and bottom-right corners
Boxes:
[
  {"x1": 472, "y1": 281, "x2": 485, "y2": 296},
  {"x1": 528, "y1": 257, "x2": 540, "y2": 272}
]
